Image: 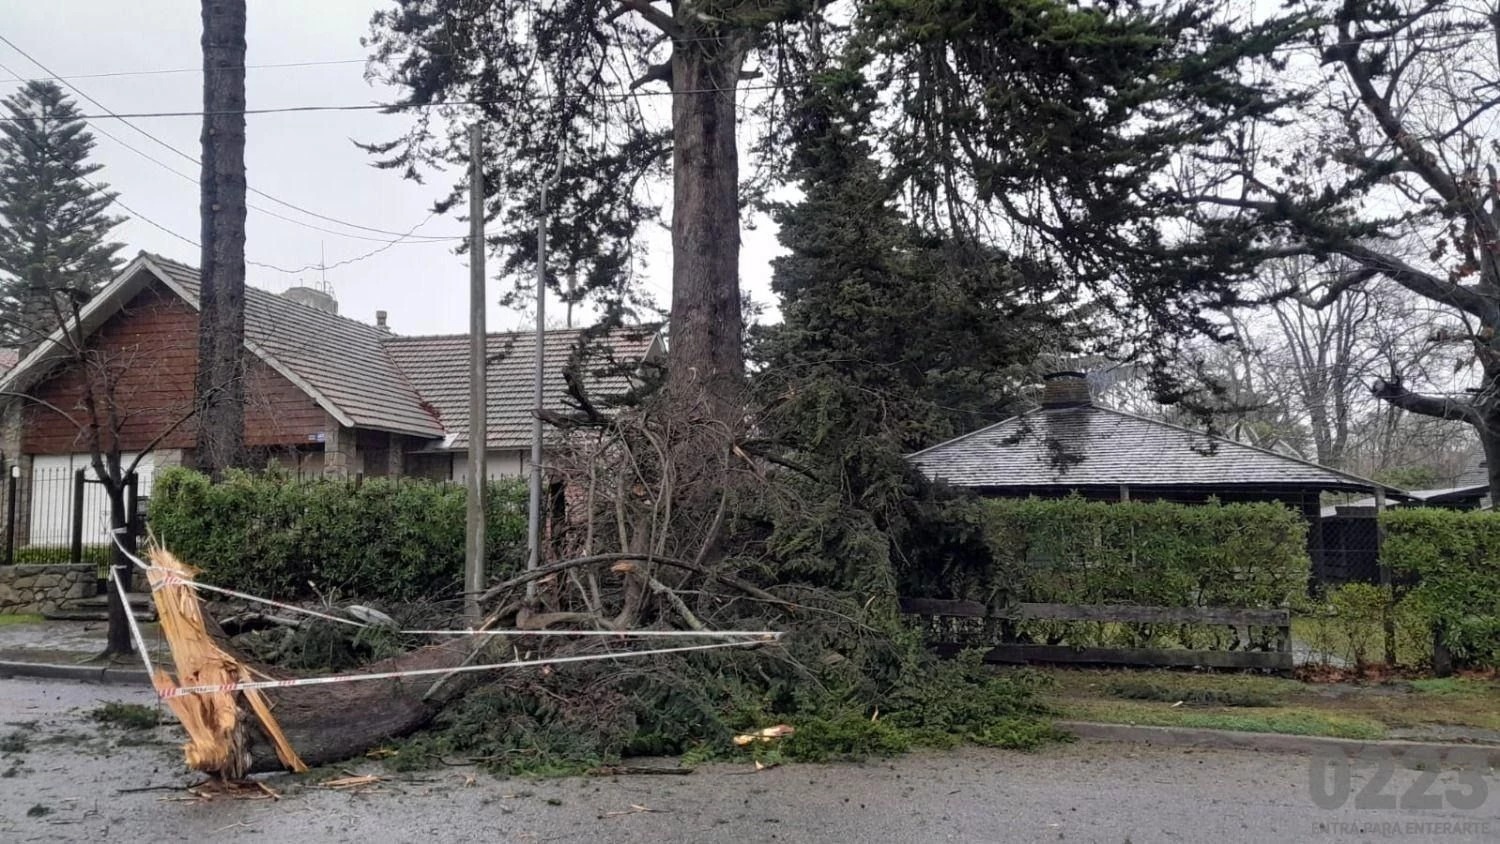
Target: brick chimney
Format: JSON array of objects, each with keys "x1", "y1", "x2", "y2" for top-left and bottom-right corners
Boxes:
[
  {"x1": 375, "y1": 310, "x2": 389, "y2": 332},
  {"x1": 1041, "y1": 371, "x2": 1092, "y2": 408}
]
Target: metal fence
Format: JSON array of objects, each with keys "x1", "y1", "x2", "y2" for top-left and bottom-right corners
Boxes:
[
  {"x1": 1317, "y1": 514, "x2": 1381, "y2": 586},
  {"x1": 4, "y1": 466, "x2": 140, "y2": 567}
]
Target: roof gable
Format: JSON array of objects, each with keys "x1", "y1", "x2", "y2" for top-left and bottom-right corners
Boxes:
[{"x1": 909, "y1": 404, "x2": 1395, "y2": 494}]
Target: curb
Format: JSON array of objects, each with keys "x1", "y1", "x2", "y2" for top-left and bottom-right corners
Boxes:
[
  {"x1": 0, "y1": 659, "x2": 151, "y2": 686},
  {"x1": 1058, "y1": 720, "x2": 1500, "y2": 767}
]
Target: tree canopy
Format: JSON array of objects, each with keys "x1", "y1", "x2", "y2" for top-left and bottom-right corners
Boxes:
[{"x1": 0, "y1": 80, "x2": 123, "y2": 348}]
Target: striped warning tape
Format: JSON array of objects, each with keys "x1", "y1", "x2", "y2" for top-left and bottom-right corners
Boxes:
[
  {"x1": 112, "y1": 529, "x2": 784, "y2": 641},
  {"x1": 159, "y1": 639, "x2": 765, "y2": 698}
]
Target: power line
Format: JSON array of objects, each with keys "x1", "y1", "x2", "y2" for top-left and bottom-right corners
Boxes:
[
  {"x1": 0, "y1": 57, "x2": 367, "y2": 84},
  {"x1": 0, "y1": 56, "x2": 464, "y2": 248},
  {"x1": 0, "y1": 33, "x2": 464, "y2": 242},
  {"x1": 0, "y1": 92, "x2": 447, "y2": 278}
]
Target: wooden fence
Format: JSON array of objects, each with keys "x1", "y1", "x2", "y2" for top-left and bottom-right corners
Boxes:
[{"x1": 898, "y1": 597, "x2": 1293, "y2": 672}]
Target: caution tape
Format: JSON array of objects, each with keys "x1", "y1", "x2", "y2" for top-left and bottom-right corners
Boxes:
[
  {"x1": 112, "y1": 529, "x2": 784, "y2": 642},
  {"x1": 160, "y1": 639, "x2": 763, "y2": 699}
]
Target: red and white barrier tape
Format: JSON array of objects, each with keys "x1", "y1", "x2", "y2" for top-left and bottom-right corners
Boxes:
[
  {"x1": 113, "y1": 530, "x2": 784, "y2": 641},
  {"x1": 159, "y1": 639, "x2": 762, "y2": 699}
]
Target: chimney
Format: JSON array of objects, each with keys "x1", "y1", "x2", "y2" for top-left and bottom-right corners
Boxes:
[
  {"x1": 375, "y1": 310, "x2": 389, "y2": 332},
  {"x1": 1041, "y1": 371, "x2": 1092, "y2": 408},
  {"x1": 280, "y1": 285, "x2": 338, "y2": 314}
]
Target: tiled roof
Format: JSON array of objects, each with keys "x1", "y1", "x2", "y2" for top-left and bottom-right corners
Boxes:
[
  {"x1": 909, "y1": 404, "x2": 1391, "y2": 493},
  {"x1": 143, "y1": 254, "x2": 445, "y2": 438},
  {"x1": 384, "y1": 327, "x2": 660, "y2": 450}
]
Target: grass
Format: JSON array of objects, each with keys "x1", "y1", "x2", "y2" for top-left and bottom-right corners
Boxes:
[
  {"x1": 1022, "y1": 667, "x2": 1500, "y2": 741},
  {"x1": 0, "y1": 613, "x2": 44, "y2": 626},
  {"x1": 89, "y1": 702, "x2": 159, "y2": 730}
]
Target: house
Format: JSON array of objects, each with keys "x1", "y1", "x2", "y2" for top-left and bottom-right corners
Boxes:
[
  {"x1": 0, "y1": 252, "x2": 660, "y2": 547},
  {"x1": 907, "y1": 371, "x2": 1404, "y2": 585}
]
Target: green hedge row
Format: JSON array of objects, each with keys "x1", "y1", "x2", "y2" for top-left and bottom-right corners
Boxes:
[
  {"x1": 1382, "y1": 508, "x2": 1500, "y2": 667},
  {"x1": 941, "y1": 496, "x2": 1310, "y2": 610},
  {"x1": 147, "y1": 468, "x2": 528, "y2": 603}
]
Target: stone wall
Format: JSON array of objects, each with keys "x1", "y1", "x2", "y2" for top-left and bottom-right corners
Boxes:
[{"x1": 0, "y1": 564, "x2": 94, "y2": 613}]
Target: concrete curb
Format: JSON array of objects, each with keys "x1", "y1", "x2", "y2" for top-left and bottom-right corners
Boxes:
[
  {"x1": 0, "y1": 659, "x2": 151, "y2": 686},
  {"x1": 1058, "y1": 720, "x2": 1500, "y2": 767}
]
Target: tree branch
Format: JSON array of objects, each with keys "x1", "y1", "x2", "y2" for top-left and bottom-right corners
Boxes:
[
  {"x1": 613, "y1": 0, "x2": 681, "y2": 38},
  {"x1": 1371, "y1": 377, "x2": 1479, "y2": 425}
]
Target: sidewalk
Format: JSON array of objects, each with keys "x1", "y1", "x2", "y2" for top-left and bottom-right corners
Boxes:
[{"x1": 0, "y1": 616, "x2": 156, "y2": 684}]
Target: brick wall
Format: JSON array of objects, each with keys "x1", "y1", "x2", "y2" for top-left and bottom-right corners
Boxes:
[{"x1": 20, "y1": 284, "x2": 328, "y2": 454}]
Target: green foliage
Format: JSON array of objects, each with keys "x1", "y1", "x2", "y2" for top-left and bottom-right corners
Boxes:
[
  {"x1": 1373, "y1": 466, "x2": 1442, "y2": 491},
  {"x1": 89, "y1": 702, "x2": 158, "y2": 730},
  {"x1": 778, "y1": 713, "x2": 912, "y2": 763},
  {"x1": 1381, "y1": 509, "x2": 1500, "y2": 668},
  {"x1": 924, "y1": 495, "x2": 1307, "y2": 604},
  {"x1": 1105, "y1": 680, "x2": 1277, "y2": 708},
  {"x1": 147, "y1": 467, "x2": 527, "y2": 602},
  {"x1": 0, "y1": 81, "x2": 124, "y2": 343}
]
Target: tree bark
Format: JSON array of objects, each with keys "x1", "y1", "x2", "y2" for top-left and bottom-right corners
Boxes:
[
  {"x1": 196, "y1": 0, "x2": 248, "y2": 480},
  {"x1": 667, "y1": 36, "x2": 747, "y2": 420},
  {"x1": 103, "y1": 487, "x2": 132, "y2": 655}
]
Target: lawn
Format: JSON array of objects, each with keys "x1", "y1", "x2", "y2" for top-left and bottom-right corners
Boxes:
[{"x1": 1021, "y1": 666, "x2": 1500, "y2": 742}]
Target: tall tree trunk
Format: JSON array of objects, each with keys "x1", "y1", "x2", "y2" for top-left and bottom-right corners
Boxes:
[
  {"x1": 196, "y1": 0, "x2": 248, "y2": 480},
  {"x1": 104, "y1": 485, "x2": 132, "y2": 655},
  {"x1": 667, "y1": 38, "x2": 746, "y2": 420}
]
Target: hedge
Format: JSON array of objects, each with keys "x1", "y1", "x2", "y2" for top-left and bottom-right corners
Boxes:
[
  {"x1": 1382, "y1": 508, "x2": 1500, "y2": 667},
  {"x1": 941, "y1": 497, "x2": 1310, "y2": 610},
  {"x1": 147, "y1": 467, "x2": 528, "y2": 603}
]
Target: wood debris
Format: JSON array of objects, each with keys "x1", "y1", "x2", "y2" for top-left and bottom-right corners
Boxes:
[
  {"x1": 146, "y1": 545, "x2": 307, "y2": 778},
  {"x1": 732, "y1": 724, "x2": 794, "y2": 746}
]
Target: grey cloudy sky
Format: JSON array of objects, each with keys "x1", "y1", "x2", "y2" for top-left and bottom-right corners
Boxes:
[{"x1": 0, "y1": 1, "x2": 782, "y2": 336}]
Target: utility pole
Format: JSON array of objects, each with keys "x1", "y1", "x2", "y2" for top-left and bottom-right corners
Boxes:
[
  {"x1": 465, "y1": 123, "x2": 486, "y2": 624},
  {"x1": 527, "y1": 172, "x2": 555, "y2": 600}
]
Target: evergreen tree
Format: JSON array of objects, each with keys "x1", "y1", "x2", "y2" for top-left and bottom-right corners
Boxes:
[
  {"x1": 0, "y1": 81, "x2": 124, "y2": 349},
  {"x1": 750, "y1": 59, "x2": 1076, "y2": 588}
]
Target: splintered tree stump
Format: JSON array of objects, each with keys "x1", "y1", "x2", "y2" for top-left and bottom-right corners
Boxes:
[{"x1": 143, "y1": 545, "x2": 499, "y2": 777}]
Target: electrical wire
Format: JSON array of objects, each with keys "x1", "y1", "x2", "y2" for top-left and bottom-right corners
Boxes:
[{"x1": 0, "y1": 33, "x2": 465, "y2": 242}]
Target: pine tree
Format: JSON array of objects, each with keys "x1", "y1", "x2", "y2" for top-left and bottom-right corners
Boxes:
[{"x1": 0, "y1": 81, "x2": 124, "y2": 349}]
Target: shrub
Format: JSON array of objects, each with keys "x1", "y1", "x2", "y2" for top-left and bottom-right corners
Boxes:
[
  {"x1": 914, "y1": 497, "x2": 1309, "y2": 649},
  {"x1": 1382, "y1": 509, "x2": 1500, "y2": 668},
  {"x1": 147, "y1": 467, "x2": 527, "y2": 603}
]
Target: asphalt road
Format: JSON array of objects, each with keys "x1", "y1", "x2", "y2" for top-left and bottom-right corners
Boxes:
[{"x1": 1, "y1": 676, "x2": 1495, "y2": 843}]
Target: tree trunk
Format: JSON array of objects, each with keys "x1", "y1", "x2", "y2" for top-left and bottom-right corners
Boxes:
[
  {"x1": 667, "y1": 38, "x2": 746, "y2": 421},
  {"x1": 196, "y1": 0, "x2": 248, "y2": 480},
  {"x1": 244, "y1": 636, "x2": 497, "y2": 773},
  {"x1": 103, "y1": 487, "x2": 132, "y2": 656}
]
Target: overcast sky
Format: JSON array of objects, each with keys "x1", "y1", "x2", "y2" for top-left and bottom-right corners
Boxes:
[{"x1": 0, "y1": 1, "x2": 783, "y2": 336}]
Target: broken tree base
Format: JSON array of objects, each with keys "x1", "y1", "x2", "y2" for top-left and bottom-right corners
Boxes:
[{"x1": 142, "y1": 545, "x2": 501, "y2": 777}]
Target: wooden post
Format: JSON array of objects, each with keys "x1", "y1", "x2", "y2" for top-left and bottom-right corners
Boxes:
[
  {"x1": 464, "y1": 122, "x2": 487, "y2": 625},
  {"x1": 1373, "y1": 485, "x2": 1396, "y2": 667}
]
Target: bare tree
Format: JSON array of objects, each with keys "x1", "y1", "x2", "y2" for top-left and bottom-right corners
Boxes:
[
  {"x1": 1186, "y1": 0, "x2": 1500, "y2": 501},
  {"x1": 2, "y1": 294, "x2": 203, "y2": 655}
]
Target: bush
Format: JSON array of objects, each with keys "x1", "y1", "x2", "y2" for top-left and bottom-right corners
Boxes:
[
  {"x1": 913, "y1": 497, "x2": 1309, "y2": 649},
  {"x1": 1382, "y1": 509, "x2": 1500, "y2": 668},
  {"x1": 147, "y1": 467, "x2": 527, "y2": 603}
]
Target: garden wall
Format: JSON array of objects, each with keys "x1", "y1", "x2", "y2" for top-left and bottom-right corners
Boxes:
[{"x1": 0, "y1": 563, "x2": 93, "y2": 613}]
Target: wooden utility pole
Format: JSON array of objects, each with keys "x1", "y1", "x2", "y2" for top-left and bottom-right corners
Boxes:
[
  {"x1": 464, "y1": 123, "x2": 486, "y2": 624},
  {"x1": 196, "y1": 0, "x2": 248, "y2": 480}
]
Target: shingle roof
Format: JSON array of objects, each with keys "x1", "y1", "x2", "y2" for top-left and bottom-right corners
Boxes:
[
  {"x1": 909, "y1": 404, "x2": 1392, "y2": 493},
  {"x1": 384, "y1": 327, "x2": 660, "y2": 450},
  {"x1": 142, "y1": 254, "x2": 445, "y2": 438}
]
